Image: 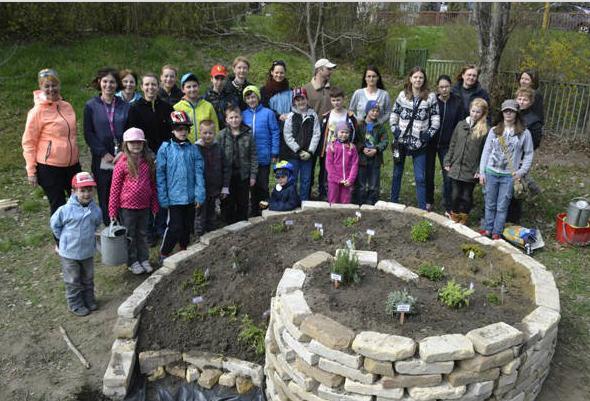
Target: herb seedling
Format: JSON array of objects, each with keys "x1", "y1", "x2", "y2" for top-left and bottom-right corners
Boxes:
[
  {"x1": 331, "y1": 248, "x2": 360, "y2": 287},
  {"x1": 411, "y1": 220, "x2": 434, "y2": 242},
  {"x1": 238, "y1": 315, "x2": 266, "y2": 356},
  {"x1": 461, "y1": 243, "x2": 486, "y2": 258},
  {"x1": 438, "y1": 280, "x2": 474, "y2": 309},
  {"x1": 385, "y1": 289, "x2": 416, "y2": 325},
  {"x1": 418, "y1": 262, "x2": 445, "y2": 281}
]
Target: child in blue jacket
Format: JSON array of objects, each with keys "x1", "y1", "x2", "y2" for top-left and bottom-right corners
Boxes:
[
  {"x1": 50, "y1": 172, "x2": 102, "y2": 317},
  {"x1": 242, "y1": 85, "x2": 280, "y2": 216},
  {"x1": 156, "y1": 111, "x2": 205, "y2": 260},
  {"x1": 267, "y1": 161, "x2": 301, "y2": 211}
]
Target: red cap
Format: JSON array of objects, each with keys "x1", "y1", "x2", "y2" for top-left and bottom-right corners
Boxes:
[
  {"x1": 71, "y1": 172, "x2": 97, "y2": 188},
  {"x1": 210, "y1": 64, "x2": 228, "y2": 78}
]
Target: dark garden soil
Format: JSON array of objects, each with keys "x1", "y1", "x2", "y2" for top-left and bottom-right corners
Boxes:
[{"x1": 138, "y1": 209, "x2": 535, "y2": 365}]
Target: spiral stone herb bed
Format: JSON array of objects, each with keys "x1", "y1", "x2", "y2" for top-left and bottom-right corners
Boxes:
[{"x1": 103, "y1": 201, "x2": 561, "y2": 401}]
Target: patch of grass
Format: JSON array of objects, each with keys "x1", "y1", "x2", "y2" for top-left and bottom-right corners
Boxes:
[
  {"x1": 411, "y1": 220, "x2": 434, "y2": 242},
  {"x1": 270, "y1": 222, "x2": 287, "y2": 234},
  {"x1": 21, "y1": 198, "x2": 43, "y2": 214},
  {"x1": 238, "y1": 314, "x2": 266, "y2": 356},
  {"x1": 418, "y1": 262, "x2": 445, "y2": 281},
  {"x1": 331, "y1": 248, "x2": 360, "y2": 285},
  {"x1": 482, "y1": 270, "x2": 515, "y2": 289},
  {"x1": 438, "y1": 280, "x2": 474, "y2": 309},
  {"x1": 173, "y1": 304, "x2": 204, "y2": 322}
]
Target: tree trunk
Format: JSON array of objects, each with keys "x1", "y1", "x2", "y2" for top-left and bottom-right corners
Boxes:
[{"x1": 474, "y1": 2, "x2": 511, "y2": 92}]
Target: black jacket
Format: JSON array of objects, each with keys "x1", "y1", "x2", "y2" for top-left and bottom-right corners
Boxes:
[
  {"x1": 204, "y1": 87, "x2": 229, "y2": 130},
  {"x1": 451, "y1": 82, "x2": 491, "y2": 124},
  {"x1": 221, "y1": 76, "x2": 252, "y2": 111},
  {"x1": 196, "y1": 140, "x2": 228, "y2": 197},
  {"x1": 435, "y1": 93, "x2": 465, "y2": 149},
  {"x1": 157, "y1": 85, "x2": 184, "y2": 106},
  {"x1": 269, "y1": 180, "x2": 301, "y2": 211},
  {"x1": 126, "y1": 98, "x2": 173, "y2": 154},
  {"x1": 520, "y1": 108, "x2": 543, "y2": 150},
  {"x1": 218, "y1": 125, "x2": 258, "y2": 185}
]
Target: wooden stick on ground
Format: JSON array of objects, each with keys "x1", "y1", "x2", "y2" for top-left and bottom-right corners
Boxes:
[{"x1": 59, "y1": 325, "x2": 91, "y2": 369}]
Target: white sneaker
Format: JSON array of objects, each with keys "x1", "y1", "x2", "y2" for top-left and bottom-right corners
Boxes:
[
  {"x1": 141, "y1": 260, "x2": 153, "y2": 273},
  {"x1": 128, "y1": 262, "x2": 144, "y2": 275}
]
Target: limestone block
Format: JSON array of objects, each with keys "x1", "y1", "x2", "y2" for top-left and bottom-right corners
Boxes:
[
  {"x1": 447, "y1": 367, "x2": 500, "y2": 386},
  {"x1": 132, "y1": 274, "x2": 163, "y2": 297},
  {"x1": 273, "y1": 318, "x2": 296, "y2": 361},
  {"x1": 343, "y1": 378, "x2": 404, "y2": 398},
  {"x1": 318, "y1": 384, "x2": 373, "y2": 401},
  {"x1": 336, "y1": 249, "x2": 378, "y2": 267},
  {"x1": 265, "y1": 324, "x2": 279, "y2": 354},
  {"x1": 275, "y1": 304, "x2": 310, "y2": 342},
  {"x1": 199, "y1": 228, "x2": 228, "y2": 245},
  {"x1": 381, "y1": 374, "x2": 442, "y2": 388},
  {"x1": 302, "y1": 200, "x2": 330, "y2": 210},
  {"x1": 497, "y1": 371, "x2": 518, "y2": 388},
  {"x1": 262, "y1": 208, "x2": 301, "y2": 218},
  {"x1": 265, "y1": 351, "x2": 290, "y2": 381},
  {"x1": 147, "y1": 366, "x2": 166, "y2": 381},
  {"x1": 284, "y1": 356, "x2": 318, "y2": 391},
  {"x1": 186, "y1": 365, "x2": 200, "y2": 382},
  {"x1": 364, "y1": 358, "x2": 394, "y2": 377},
  {"x1": 473, "y1": 235, "x2": 495, "y2": 247},
  {"x1": 113, "y1": 317, "x2": 140, "y2": 339},
  {"x1": 511, "y1": 322, "x2": 541, "y2": 349},
  {"x1": 294, "y1": 251, "x2": 334, "y2": 271},
  {"x1": 139, "y1": 349, "x2": 181, "y2": 374},
  {"x1": 280, "y1": 290, "x2": 312, "y2": 326},
  {"x1": 458, "y1": 349, "x2": 515, "y2": 372},
  {"x1": 182, "y1": 350, "x2": 224, "y2": 369},
  {"x1": 501, "y1": 358, "x2": 521, "y2": 375},
  {"x1": 319, "y1": 357, "x2": 376, "y2": 384},
  {"x1": 424, "y1": 211, "x2": 453, "y2": 226},
  {"x1": 288, "y1": 380, "x2": 323, "y2": 401},
  {"x1": 282, "y1": 330, "x2": 319, "y2": 365},
  {"x1": 237, "y1": 376, "x2": 255, "y2": 394},
  {"x1": 309, "y1": 339, "x2": 363, "y2": 369},
  {"x1": 330, "y1": 203, "x2": 360, "y2": 209},
  {"x1": 198, "y1": 368, "x2": 223, "y2": 389},
  {"x1": 374, "y1": 201, "x2": 406, "y2": 212},
  {"x1": 468, "y1": 381, "x2": 494, "y2": 396},
  {"x1": 248, "y1": 216, "x2": 265, "y2": 224},
  {"x1": 521, "y1": 306, "x2": 561, "y2": 337},
  {"x1": 534, "y1": 327, "x2": 557, "y2": 351},
  {"x1": 219, "y1": 372, "x2": 237, "y2": 387},
  {"x1": 377, "y1": 259, "x2": 419, "y2": 282},
  {"x1": 272, "y1": 371, "x2": 295, "y2": 400},
  {"x1": 405, "y1": 206, "x2": 427, "y2": 217},
  {"x1": 117, "y1": 291, "x2": 149, "y2": 318},
  {"x1": 360, "y1": 204, "x2": 377, "y2": 210},
  {"x1": 295, "y1": 357, "x2": 344, "y2": 388},
  {"x1": 419, "y1": 334, "x2": 474, "y2": 362},
  {"x1": 512, "y1": 253, "x2": 560, "y2": 312},
  {"x1": 407, "y1": 381, "x2": 466, "y2": 401},
  {"x1": 223, "y1": 357, "x2": 264, "y2": 386},
  {"x1": 163, "y1": 243, "x2": 207, "y2": 270},
  {"x1": 277, "y1": 268, "x2": 307, "y2": 296},
  {"x1": 102, "y1": 384, "x2": 127, "y2": 400},
  {"x1": 352, "y1": 331, "x2": 416, "y2": 361},
  {"x1": 395, "y1": 358, "x2": 454, "y2": 375},
  {"x1": 448, "y1": 222, "x2": 480, "y2": 239},
  {"x1": 300, "y1": 313, "x2": 355, "y2": 350},
  {"x1": 111, "y1": 338, "x2": 137, "y2": 353},
  {"x1": 103, "y1": 350, "x2": 136, "y2": 389},
  {"x1": 165, "y1": 362, "x2": 187, "y2": 379}
]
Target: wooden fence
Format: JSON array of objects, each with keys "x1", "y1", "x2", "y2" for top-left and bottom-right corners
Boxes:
[
  {"x1": 426, "y1": 60, "x2": 590, "y2": 142},
  {"x1": 384, "y1": 39, "x2": 429, "y2": 77}
]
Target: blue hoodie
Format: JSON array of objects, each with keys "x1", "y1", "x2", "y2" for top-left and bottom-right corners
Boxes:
[
  {"x1": 269, "y1": 171, "x2": 301, "y2": 211},
  {"x1": 50, "y1": 194, "x2": 102, "y2": 260},
  {"x1": 242, "y1": 104, "x2": 280, "y2": 166}
]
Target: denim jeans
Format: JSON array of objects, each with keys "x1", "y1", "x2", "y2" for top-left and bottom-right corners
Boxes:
[
  {"x1": 425, "y1": 144, "x2": 451, "y2": 210},
  {"x1": 357, "y1": 157, "x2": 382, "y2": 205},
  {"x1": 483, "y1": 172, "x2": 513, "y2": 235},
  {"x1": 289, "y1": 159, "x2": 313, "y2": 201},
  {"x1": 61, "y1": 256, "x2": 94, "y2": 310},
  {"x1": 390, "y1": 148, "x2": 427, "y2": 210}
]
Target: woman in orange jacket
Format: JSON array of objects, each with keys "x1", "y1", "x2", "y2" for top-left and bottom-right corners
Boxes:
[{"x1": 22, "y1": 68, "x2": 81, "y2": 218}]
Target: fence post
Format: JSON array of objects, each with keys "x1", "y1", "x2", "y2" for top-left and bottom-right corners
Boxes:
[{"x1": 399, "y1": 38, "x2": 407, "y2": 76}]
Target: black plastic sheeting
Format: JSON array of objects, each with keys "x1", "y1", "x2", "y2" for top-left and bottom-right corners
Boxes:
[{"x1": 123, "y1": 371, "x2": 266, "y2": 401}]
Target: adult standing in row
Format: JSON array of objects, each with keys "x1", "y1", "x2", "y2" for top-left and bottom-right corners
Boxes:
[
  {"x1": 158, "y1": 65, "x2": 183, "y2": 106},
  {"x1": 452, "y1": 64, "x2": 490, "y2": 122},
  {"x1": 390, "y1": 67, "x2": 440, "y2": 210},
  {"x1": 425, "y1": 75, "x2": 464, "y2": 214},
  {"x1": 222, "y1": 56, "x2": 252, "y2": 111},
  {"x1": 84, "y1": 67, "x2": 129, "y2": 226},
  {"x1": 518, "y1": 69, "x2": 544, "y2": 124},
  {"x1": 260, "y1": 60, "x2": 292, "y2": 124},
  {"x1": 205, "y1": 64, "x2": 229, "y2": 130},
  {"x1": 22, "y1": 69, "x2": 81, "y2": 225},
  {"x1": 116, "y1": 69, "x2": 142, "y2": 104},
  {"x1": 349, "y1": 65, "x2": 391, "y2": 124}
]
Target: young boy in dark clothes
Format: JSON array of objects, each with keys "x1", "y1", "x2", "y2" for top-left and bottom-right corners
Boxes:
[{"x1": 261, "y1": 160, "x2": 301, "y2": 212}]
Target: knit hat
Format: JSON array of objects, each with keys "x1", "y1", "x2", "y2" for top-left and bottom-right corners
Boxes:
[
  {"x1": 501, "y1": 99, "x2": 519, "y2": 112},
  {"x1": 243, "y1": 85, "x2": 260, "y2": 100},
  {"x1": 365, "y1": 100, "x2": 379, "y2": 114},
  {"x1": 123, "y1": 127, "x2": 146, "y2": 142},
  {"x1": 335, "y1": 121, "x2": 350, "y2": 133},
  {"x1": 71, "y1": 172, "x2": 96, "y2": 188}
]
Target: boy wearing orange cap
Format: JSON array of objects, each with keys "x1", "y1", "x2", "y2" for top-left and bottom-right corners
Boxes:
[{"x1": 205, "y1": 64, "x2": 230, "y2": 130}]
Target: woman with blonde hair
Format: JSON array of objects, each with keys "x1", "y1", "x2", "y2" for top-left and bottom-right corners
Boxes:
[{"x1": 443, "y1": 97, "x2": 489, "y2": 224}]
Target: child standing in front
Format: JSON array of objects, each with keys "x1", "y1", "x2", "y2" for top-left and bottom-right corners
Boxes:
[
  {"x1": 326, "y1": 122, "x2": 359, "y2": 204},
  {"x1": 50, "y1": 172, "x2": 102, "y2": 317},
  {"x1": 108, "y1": 127, "x2": 159, "y2": 275},
  {"x1": 267, "y1": 160, "x2": 301, "y2": 211},
  {"x1": 356, "y1": 101, "x2": 388, "y2": 205},
  {"x1": 157, "y1": 111, "x2": 205, "y2": 260}
]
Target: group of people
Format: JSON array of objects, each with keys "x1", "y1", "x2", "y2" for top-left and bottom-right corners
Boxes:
[{"x1": 22, "y1": 57, "x2": 544, "y2": 316}]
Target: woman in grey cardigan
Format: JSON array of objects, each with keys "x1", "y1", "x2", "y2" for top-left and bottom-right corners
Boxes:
[{"x1": 349, "y1": 65, "x2": 391, "y2": 125}]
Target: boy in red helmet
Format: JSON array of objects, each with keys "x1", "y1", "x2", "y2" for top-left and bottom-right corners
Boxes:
[{"x1": 50, "y1": 172, "x2": 103, "y2": 316}]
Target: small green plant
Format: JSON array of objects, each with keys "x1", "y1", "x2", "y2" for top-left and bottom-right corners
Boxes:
[
  {"x1": 385, "y1": 289, "x2": 416, "y2": 316},
  {"x1": 483, "y1": 271, "x2": 515, "y2": 288},
  {"x1": 486, "y1": 292, "x2": 501, "y2": 305},
  {"x1": 418, "y1": 262, "x2": 445, "y2": 281},
  {"x1": 343, "y1": 216, "x2": 358, "y2": 227},
  {"x1": 238, "y1": 314, "x2": 266, "y2": 356},
  {"x1": 461, "y1": 243, "x2": 486, "y2": 258},
  {"x1": 182, "y1": 268, "x2": 209, "y2": 292},
  {"x1": 207, "y1": 303, "x2": 239, "y2": 319},
  {"x1": 310, "y1": 229, "x2": 322, "y2": 241},
  {"x1": 331, "y1": 248, "x2": 360, "y2": 284},
  {"x1": 173, "y1": 304, "x2": 204, "y2": 321},
  {"x1": 270, "y1": 222, "x2": 287, "y2": 233},
  {"x1": 411, "y1": 220, "x2": 434, "y2": 242},
  {"x1": 438, "y1": 280, "x2": 474, "y2": 309}
]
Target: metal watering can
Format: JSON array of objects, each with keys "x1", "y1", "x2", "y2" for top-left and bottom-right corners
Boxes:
[
  {"x1": 566, "y1": 197, "x2": 590, "y2": 228},
  {"x1": 98, "y1": 221, "x2": 128, "y2": 266}
]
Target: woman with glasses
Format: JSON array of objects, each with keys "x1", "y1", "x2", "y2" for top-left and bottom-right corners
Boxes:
[
  {"x1": 349, "y1": 65, "x2": 391, "y2": 124},
  {"x1": 260, "y1": 60, "x2": 292, "y2": 125},
  {"x1": 22, "y1": 68, "x2": 81, "y2": 224}
]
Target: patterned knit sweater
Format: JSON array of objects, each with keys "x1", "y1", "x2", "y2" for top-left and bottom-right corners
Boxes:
[{"x1": 389, "y1": 91, "x2": 440, "y2": 152}]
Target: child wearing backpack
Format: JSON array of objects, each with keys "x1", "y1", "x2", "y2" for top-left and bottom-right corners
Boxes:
[
  {"x1": 326, "y1": 122, "x2": 359, "y2": 204},
  {"x1": 108, "y1": 127, "x2": 159, "y2": 275},
  {"x1": 50, "y1": 172, "x2": 102, "y2": 317},
  {"x1": 356, "y1": 101, "x2": 388, "y2": 205},
  {"x1": 156, "y1": 111, "x2": 205, "y2": 260}
]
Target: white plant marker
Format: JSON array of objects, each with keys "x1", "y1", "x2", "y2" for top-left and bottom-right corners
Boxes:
[{"x1": 366, "y1": 229, "x2": 375, "y2": 246}]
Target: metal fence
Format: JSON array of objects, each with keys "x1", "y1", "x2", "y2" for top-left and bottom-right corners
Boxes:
[{"x1": 426, "y1": 60, "x2": 590, "y2": 142}]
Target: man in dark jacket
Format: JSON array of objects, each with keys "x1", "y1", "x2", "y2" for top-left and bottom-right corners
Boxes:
[{"x1": 126, "y1": 97, "x2": 173, "y2": 155}]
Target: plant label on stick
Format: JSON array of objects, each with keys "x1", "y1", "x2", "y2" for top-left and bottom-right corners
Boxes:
[
  {"x1": 330, "y1": 272, "x2": 342, "y2": 282},
  {"x1": 468, "y1": 250, "x2": 475, "y2": 259},
  {"x1": 355, "y1": 211, "x2": 362, "y2": 219},
  {"x1": 314, "y1": 223, "x2": 323, "y2": 229},
  {"x1": 366, "y1": 229, "x2": 375, "y2": 236},
  {"x1": 469, "y1": 282, "x2": 474, "y2": 290},
  {"x1": 346, "y1": 239, "x2": 353, "y2": 250},
  {"x1": 192, "y1": 296, "x2": 205, "y2": 305},
  {"x1": 397, "y1": 304, "x2": 411, "y2": 325},
  {"x1": 285, "y1": 220, "x2": 294, "y2": 226},
  {"x1": 319, "y1": 228, "x2": 324, "y2": 237}
]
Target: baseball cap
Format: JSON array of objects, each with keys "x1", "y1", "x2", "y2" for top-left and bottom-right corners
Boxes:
[
  {"x1": 180, "y1": 72, "x2": 199, "y2": 87},
  {"x1": 292, "y1": 87, "x2": 308, "y2": 101},
  {"x1": 501, "y1": 99, "x2": 519, "y2": 112},
  {"x1": 210, "y1": 64, "x2": 228, "y2": 78},
  {"x1": 71, "y1": 172, "x2": 96, "y2": 188},
  {"x1": 314, "y1": 58, "x2": 337, "y2": 69},
  {"x1": 123, "y1": 127, "x2": 146, "y2": 142}
]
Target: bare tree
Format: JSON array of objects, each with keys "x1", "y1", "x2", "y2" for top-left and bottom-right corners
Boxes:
[{"x1": 474, "y1": 3, "x2": 512, "y2": 91}]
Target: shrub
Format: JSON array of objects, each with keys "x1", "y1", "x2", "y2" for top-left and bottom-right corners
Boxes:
[
  {"x1": 438, "y1": 280, "x2": 474, "y2": 309},
  {"x1": 411, "y1": 220, "x2": 434, "y2": 242},
  {"x1": 418, "y1": 262, "x2": 445, "y2": 281},
  {"x1": 331, "y1": 248, "x2": 360, "y2": 285},
  {"x1": 238, "y1": 315, "x2": 266, "y2": 356},
  {"x1": 385, "y1": 289, "x2": 416, "y2": 316},
  {"x1": 461, "y1": 243, "x2": 486, "y2": 259}
]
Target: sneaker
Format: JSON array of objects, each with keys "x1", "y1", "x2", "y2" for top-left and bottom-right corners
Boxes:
[
  {"x1": 492, "y1": 234, "x2": 502, "y2": 240},
  {"x1": 69, "y1": 305, "x2": 90, "y2": 317},
  {"x1": 479, "y1": 229, "x2": 492, "y2": 238},
  {"x1": 128, "y1": 261, "x2": 144, "y2": 275},
  {"x1": 87, "y1": 303, "x2": 98, "y2": 311},
  {"x1": 425, "y1": 203, "x2": 433, "y2": 212},
  {"x1": 141, "y1": 260, "x2": 153, "y2": 273}
]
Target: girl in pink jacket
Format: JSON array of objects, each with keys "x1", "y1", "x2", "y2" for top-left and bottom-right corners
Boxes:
[{"x1": 325, "y1": 122, "x2": 359, "y2": 204}]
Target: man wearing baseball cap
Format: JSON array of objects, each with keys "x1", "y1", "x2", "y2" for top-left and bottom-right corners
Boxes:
[{"x1": 204, "y1": 64, "x2": 230, "y2": 129}]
